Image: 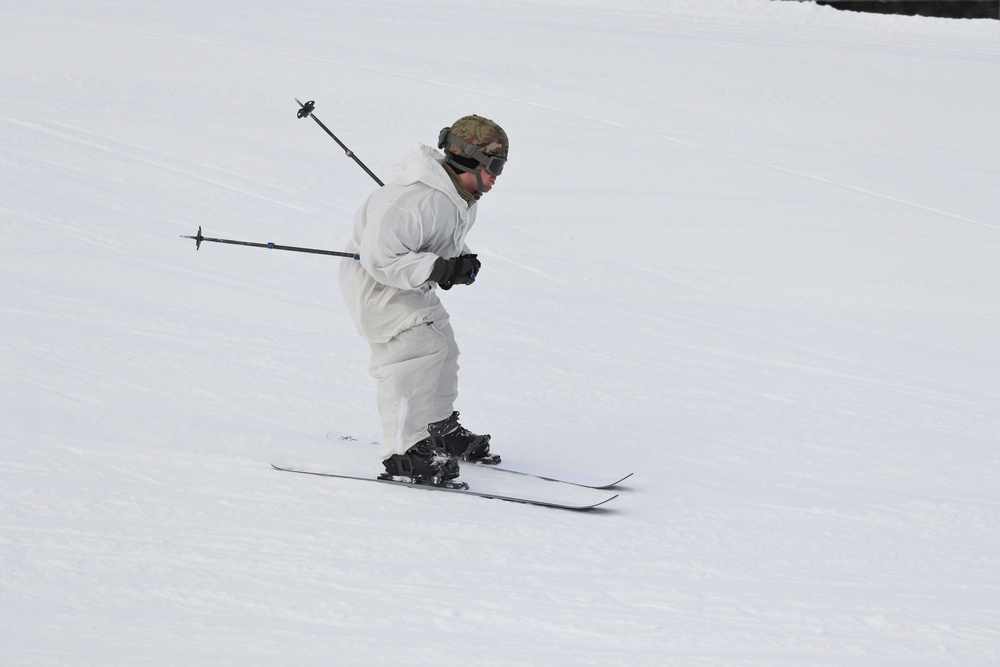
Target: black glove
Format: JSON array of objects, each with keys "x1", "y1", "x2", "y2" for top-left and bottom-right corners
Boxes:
[{"x1": 429, "y1": 254, "x2": 481, "y2": 290}]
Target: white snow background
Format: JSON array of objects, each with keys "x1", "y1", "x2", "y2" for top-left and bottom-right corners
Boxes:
[{"x1": 1, "y1": 1, "x2": 998, "y2": 665}]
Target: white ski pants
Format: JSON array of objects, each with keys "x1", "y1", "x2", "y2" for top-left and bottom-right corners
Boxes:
[{"x1": 369, "y1": 321, "x2": 460, "y2": 460}]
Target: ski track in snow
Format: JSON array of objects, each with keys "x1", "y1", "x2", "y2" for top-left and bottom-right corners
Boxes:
[
  {"x1": 3, "y1": 8, "x2": 993, "y2": 233},
  {"x1": 1, "y1": 116, "x2": 309, "y2": 210},
  {"x1": 2, "y1": 1, "x2": 999, "y2": 665}
]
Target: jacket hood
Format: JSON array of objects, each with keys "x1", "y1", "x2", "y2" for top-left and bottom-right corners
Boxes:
[{"x1": 392, "y1": 144, "x2": 471, "y2": 211}]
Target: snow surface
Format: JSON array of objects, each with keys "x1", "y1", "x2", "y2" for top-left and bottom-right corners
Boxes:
[{"x1": 1, "y1": 1, "x2": 998, "y2": 665}]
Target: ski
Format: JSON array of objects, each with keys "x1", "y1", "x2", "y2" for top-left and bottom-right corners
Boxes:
[
  {"x1": 325, "y1": 432, "x2": 632, "y2": 489},
  {"x1": 271, "y1": 464, "x2": 618, "y2": 511},
  {"x1": 470, "y1": 460, "x2": 633, "y2": 490}
]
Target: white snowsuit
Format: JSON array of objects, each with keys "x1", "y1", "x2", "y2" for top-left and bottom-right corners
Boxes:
[{"x1": 339, "y1": 144, "x2": 478, "y2": 460}]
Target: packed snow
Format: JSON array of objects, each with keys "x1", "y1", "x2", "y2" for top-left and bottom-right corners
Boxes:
[{"x1": 1, "y1": 1, "x2": 997, "y2": 665}]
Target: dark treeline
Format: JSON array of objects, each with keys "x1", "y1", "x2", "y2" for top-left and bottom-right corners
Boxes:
[{"x1": 815, "y1": 1, "x2": 998, "y2": 19}]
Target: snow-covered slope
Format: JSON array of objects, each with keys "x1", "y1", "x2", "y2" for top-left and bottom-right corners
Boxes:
[{"x1": 1, "y1": 1, "x2": 997, "y2": 664}]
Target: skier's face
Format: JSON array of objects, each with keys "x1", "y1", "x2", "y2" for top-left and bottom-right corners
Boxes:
[
  {"x1": 479, "y1": 167, "x2": 498, "y2": 191},
  {"x1": 457, "y1": 167, "x2": 498, "y2": 195}
]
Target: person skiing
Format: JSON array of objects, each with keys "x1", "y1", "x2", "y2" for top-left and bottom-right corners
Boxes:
[{"x1": 339, "y1": 115, "x2": 508, "y2": 484}]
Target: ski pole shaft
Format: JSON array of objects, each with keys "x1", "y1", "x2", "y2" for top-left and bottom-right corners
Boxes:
[
  {"x1": 296, "y1": 99, "x2": 385, "y2": 187},
  {"x1": 181, "y1": 227, "x2": 359, "y2": 259}
]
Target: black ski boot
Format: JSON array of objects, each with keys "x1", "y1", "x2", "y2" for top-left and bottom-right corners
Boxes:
[
  {"x1": 379, "y1": 437, "x2": 463, "y2": 487},
  {"x1": 428, "y1": 411, "x2": 500, "y2": 465}
]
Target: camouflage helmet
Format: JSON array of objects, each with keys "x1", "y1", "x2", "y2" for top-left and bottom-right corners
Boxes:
[
  {"x1": 445, "y1": 115, "x2": 508, "y2": 158},
  {"x1": 437, "y1": 115, "x2": 508, "y2": 176}
]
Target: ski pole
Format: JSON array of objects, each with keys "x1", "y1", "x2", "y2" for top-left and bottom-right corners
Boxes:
[
  {"x1": 180, "y1": 226, "x2": 359, "y2": 259},
  {"x1": 296, "y1": 99, "x2": 384, "y2": 187}
]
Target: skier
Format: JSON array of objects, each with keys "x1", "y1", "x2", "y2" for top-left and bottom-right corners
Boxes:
[{"x1": 339, "y1": 115, "x2": 508, "y2": 484}]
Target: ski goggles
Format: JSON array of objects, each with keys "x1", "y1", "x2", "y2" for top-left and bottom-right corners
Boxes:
[
  {"x1": 438, "y1": 129, "x2": 506, "y2": 176},
  {"x1": 479, "y1": 153, "x2": 506, "y2": 177}
]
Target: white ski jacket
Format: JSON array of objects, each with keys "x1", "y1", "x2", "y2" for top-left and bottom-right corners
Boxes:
[{"x1": 339, "y1": 144, "x2": 477, "y2": 344}]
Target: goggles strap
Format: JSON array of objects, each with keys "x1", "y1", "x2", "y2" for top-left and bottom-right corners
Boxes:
[{"x1": 439, "y1": 131, "x2": 505, "y2": 175}]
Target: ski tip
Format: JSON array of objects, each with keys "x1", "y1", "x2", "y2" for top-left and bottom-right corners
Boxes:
[
  {"x1": 586, "y1": 493, "x2": 619, "y2": 509},
  {"x1": 597, "y1": 472, "x2": 633, "y2": 489},
  {"x1": 550, "y1": 494, "x2": 619, "y2": 511}
]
